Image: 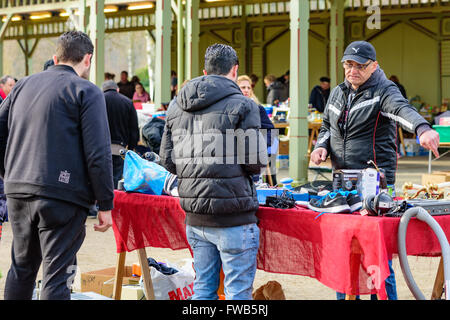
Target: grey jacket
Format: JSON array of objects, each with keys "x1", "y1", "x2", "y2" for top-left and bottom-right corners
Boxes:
[
  {"x1": 160, "y1": 75, "x2": 268, "y2": 227},
  {"x1": 315, "y1": 67, "x2": 430, "y2": 184}
]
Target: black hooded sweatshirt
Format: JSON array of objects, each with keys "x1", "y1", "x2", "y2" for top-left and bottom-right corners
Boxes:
[{"x1": 160, "y1": 75, "x2": 268, "y2": 227}]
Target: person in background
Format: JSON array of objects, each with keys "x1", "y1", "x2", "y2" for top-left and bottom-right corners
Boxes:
[
  {"x1": 237, "y1": 75, "x2": 277, "y2": 186},
  {"x1": 0, "y1": 75, "x2": 15, "y2": 104},
  {"x1": 250, "y1": 74, "x2": 259, "y2": 90},
  {"x1": 389, "y1": 75, "x2": 407, "y2": 100},
  {"x1": 102, "y1": 80, "x2": 140, "y2": 189},
  {"x1": 309, "y1": 76, "x2": 331, "y2": 113},
  {"x1": 277, "y1": 70, "x2": 290, "y2": 97},
  {"x1": 0, "y1": 30, "x2": 114, "y2": 300},
  {"x1": 43, "y1": 59, "x2": 55, "y2": 71},
  {"x1": 117, "y1": 70, "x2": 135, "y2": 99},
  {"x1": 264, "y1": 74, "x2": 288, "y2": 106},
  {"x1": 104, "y1": 72, "x2": 115, "y2": 81},
  {"x1": 171, "y1": 70, "x2": 178, "y2": 99},
  {"x1": 133, "y1": 82, "x2": 151, "y2": 103}
]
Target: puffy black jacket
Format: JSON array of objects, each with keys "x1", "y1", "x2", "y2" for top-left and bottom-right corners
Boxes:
[
  {"x1": 142, "y1": 117, "x2": 165, "y2": 154},
  {"x1": 159, "y1": 75, "x2": 268, "y2": 227},
  {"x1": 315, "y1": 67, "x2": 429, "y2": 184}
]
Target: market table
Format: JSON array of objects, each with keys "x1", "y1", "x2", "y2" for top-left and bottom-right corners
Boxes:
[{"x1": 111, "y1": 190, "x2": 450, "y2": 300}]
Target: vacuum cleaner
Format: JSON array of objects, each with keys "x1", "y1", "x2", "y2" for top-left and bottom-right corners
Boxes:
[{"x1": 397, "y1": 206, "x2": 450, "y2": 300}]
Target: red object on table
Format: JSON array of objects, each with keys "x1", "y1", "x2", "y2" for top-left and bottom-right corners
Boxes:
[
  {"x1": 133, "y1": 102, "x2": 143, "y2": 110},
  {"x1": 111, "y1": 190, "x2": 450, "y2": 298}
]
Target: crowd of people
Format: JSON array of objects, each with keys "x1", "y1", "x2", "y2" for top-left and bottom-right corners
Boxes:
[{"x1": 0, "y1": 30, "x2": 441, "y2": 302}]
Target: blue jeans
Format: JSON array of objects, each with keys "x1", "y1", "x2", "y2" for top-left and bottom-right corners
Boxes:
[
  {"x1": 186, "y1": 223, "x2": 260, "y2": 300},
  {"x1": 336, "y1": 259, "x2": 398, "y2": 300}
]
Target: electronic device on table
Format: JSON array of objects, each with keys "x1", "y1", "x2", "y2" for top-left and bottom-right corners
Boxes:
[{"x1": 404, "y1": 199, "x2": 450, "y2": 216}]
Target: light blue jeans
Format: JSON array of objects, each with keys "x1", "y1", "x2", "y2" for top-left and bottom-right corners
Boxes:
[{"x1": 186, "y1": 223, "x2": 260, "y2": 300}]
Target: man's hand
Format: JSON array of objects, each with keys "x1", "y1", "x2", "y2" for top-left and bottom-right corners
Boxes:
[
  {"x1": 419, "y1": 129, "x2": 440, "y2": 158},
  {"x1": 310, "y1": 147, "x2": 328, "y2": 165},
  {"x1": 94, "y1": 210, "x2": 112, "y2": 232}
]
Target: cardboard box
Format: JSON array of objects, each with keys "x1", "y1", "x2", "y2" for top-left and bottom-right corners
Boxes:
[
  {"x1": 278, "y1": 139, "x2": 289, "y2": 155},
  {"x1": 121, "y1": 284, "x2": 146, "y2": 300},
  {"x1": 71, "y1": 291, "x2": 113, "y2": 300},
  {"x1": 422, "y1": 172, "x2": 450, "y2": 185},
  {"x1": 81, "y1": 266, "x2": 140, "y2": 298}
]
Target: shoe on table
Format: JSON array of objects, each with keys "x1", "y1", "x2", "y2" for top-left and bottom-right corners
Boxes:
[
  {"x1": 308, "y1": 192, "x2": 351, "y2": 213},
  {"x1": 338, "y1": 190, "x2": 362, "y2": 213}
]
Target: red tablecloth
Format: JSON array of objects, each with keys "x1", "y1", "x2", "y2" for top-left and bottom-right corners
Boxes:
[{"x1": 111, "y1": 190, "x2": 450, "y2": 297}]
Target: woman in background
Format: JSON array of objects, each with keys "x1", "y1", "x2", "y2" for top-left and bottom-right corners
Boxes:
[
  {"x1": 133, "y1": 82, "x2": 151, "y2": 103},
  {"x1": 237, "y1": 75, "x2": 277, "y2": 186}
]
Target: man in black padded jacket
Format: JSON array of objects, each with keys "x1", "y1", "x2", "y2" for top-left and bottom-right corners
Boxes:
[{"x1": 0, "y1": 31, "x2": 114, "y2": 300}]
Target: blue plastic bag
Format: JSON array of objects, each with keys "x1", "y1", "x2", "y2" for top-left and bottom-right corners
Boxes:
[{"x1": 123, "y1": 150, "x2": 169, "y2": 195}]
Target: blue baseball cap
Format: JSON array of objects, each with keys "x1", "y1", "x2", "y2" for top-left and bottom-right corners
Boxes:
[{"x1": 341, "y1": 41, "x2": 376, "y2": 64}]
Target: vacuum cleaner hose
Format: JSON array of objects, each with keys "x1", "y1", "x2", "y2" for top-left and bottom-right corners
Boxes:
[{"x1": 397, "y1": 207, "x2": 450, "y2": 300}]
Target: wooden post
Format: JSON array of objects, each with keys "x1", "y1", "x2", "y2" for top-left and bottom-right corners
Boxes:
[
  {"x1": 112, "y1": 251, "x2": 126, "y2": 300},
  {"x1": 431, "y1": 257, "x2": 445, "y2": 300},
  {"x1": 137, "y1": 247, "x2": 155, "y2": 300}
]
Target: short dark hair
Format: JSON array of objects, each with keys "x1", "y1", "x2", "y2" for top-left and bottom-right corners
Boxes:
[
  {"x1": 204, "y1": 43, "x2": 239, "y2": 75},
  {"x1": 0, "y1": 75, "x2": 13, "y2": 85},
  {"x1": 43, "y1": 59, "x2": 54, "y2": 71},
  {"x1": 55, "y1": 31, "x2": 93, "y2": 64}
]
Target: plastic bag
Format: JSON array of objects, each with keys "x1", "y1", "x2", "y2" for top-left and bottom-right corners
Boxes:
[
  {"x1": 123, "y1": 150, "x2": 169, "y2": 195},
  {"x1": 139, "y1": 259, "x2": 195, "y2": 300}
]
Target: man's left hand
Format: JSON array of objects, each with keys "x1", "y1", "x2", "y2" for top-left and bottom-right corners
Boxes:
[
  {"x1": 94, "y1": 210, "x2": 113, "y2": 232},
  {"x1": 419, "y1": 129, "x2": 440, "y2": 158}
]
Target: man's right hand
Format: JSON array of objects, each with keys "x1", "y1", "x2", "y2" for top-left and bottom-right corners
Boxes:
[{"x1": 310, "y1": 147, "x2": 328, "y2": 165}]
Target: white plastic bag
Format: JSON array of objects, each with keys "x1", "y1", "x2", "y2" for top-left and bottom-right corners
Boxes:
[{"x1": 140, "y1": 259, "x2": 195, "y2": 300}]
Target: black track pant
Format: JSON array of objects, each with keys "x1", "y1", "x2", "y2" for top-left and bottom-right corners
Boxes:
[{"x1": 4, "y1": 196, "x2": 87, "y2": 300}]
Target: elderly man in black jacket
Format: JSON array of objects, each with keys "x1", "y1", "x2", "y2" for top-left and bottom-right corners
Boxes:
[
  {"x1": 311, "y1": 40, "x2": 440, "y2": 300},
  {"x1": 102, "y1": 80, "x2": 140, "y2": 188},
  {"x1": 160, "y1": 44, "x2": 267, "y2": 300},
  {"x1": 0, "y1": 31, "x2": 114, "y2": 300}
]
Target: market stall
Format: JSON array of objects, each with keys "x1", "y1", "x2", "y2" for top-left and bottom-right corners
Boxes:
[{"x1": 111, "y1": 190, "x2": 450, "y2": 300}]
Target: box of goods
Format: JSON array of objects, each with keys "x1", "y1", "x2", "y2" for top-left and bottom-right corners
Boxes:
[
  {"x1": 432, "y1": 125, "x2": 450, "y2": 143},
  {"x1": 276, "y1": 155, "x2": 289, "y2": 169},
  {"x1": 81, "y1": 266, "x2": 140, "y2": 298},
  {"x1": 421, "y1": 171, "x2": 450, "y2": 185},
  {"x1": 70, "y1": 291, "x2": 113, "y2": 300},
  {"x1": 278, "y1": 139, "x2": 289, "y2": 155},
  {"x1": 120, "y1": 284, "x2": 146, "y2": 300},
  {"x1": 333, "y1": 168, "x2": 380, "y2": 199}
]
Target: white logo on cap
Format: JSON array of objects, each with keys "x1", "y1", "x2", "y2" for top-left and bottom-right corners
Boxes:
[{"x1": 352, "y1": 47, "x2": 360, "y2": 53}]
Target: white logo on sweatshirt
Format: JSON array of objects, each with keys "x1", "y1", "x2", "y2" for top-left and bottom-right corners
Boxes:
[{"x1": 58, "y1": 170, "x2": 71, "y2": 184}]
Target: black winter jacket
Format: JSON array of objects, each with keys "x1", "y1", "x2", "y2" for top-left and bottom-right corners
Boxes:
[
  {"x1": 104, "y1": 89, "x2": 139, "y2": 150},
  {"x1": 160, "y1": 75, "x2": 268, "y2": 227},
  {"x1": 315, "y1": 67, "x2": 430, "y2": 184},
  {"x1": 0, "y1": 65, "x2": 114, "y2": 211}
]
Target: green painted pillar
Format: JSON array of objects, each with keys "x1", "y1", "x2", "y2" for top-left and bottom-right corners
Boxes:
[
  {"x1": 329, "y1": 0, "x2": 345, "y2": 88},
  {"x1": 79, "y1": 0, "x2": 88, "y2": 33},
  {"x1": 186, "y1": 0, "x2": 199, "y2": 79},
  {"x1": 0, "y1": 14, "x2": 12, "y2": 76},
  {"x1": 155, "y1": 0, "x2": 172, "y2": 107},
  {"x1": 177, "y1": 0, "x2": 185, "y2": 84},
  {"x1": 89, "y1": 0, "x2": 105, "y2": 87},
  {"x1": 288, "y1": 0, "x2": 310, "y2": 184}
]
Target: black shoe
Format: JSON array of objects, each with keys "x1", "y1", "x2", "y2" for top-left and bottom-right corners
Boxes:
[
  {"x1": 338, "y1": 190, "x2": 362, "y2": 212},
  {"x1": 308, "y1": 192, "x2": 351, "y2": 213}
]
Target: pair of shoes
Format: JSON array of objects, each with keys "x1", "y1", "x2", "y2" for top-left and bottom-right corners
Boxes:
[{"x1": 308, "y1": 190, "x2": 362, "y2": 213}]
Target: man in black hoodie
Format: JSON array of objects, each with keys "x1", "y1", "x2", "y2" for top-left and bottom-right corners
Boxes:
[
  {"x1": 0, "y1": 31, "x2": 114, "y2": 300},
  {"x1": 160, "y1": 44, "x2": 267, "y2": 300}
]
